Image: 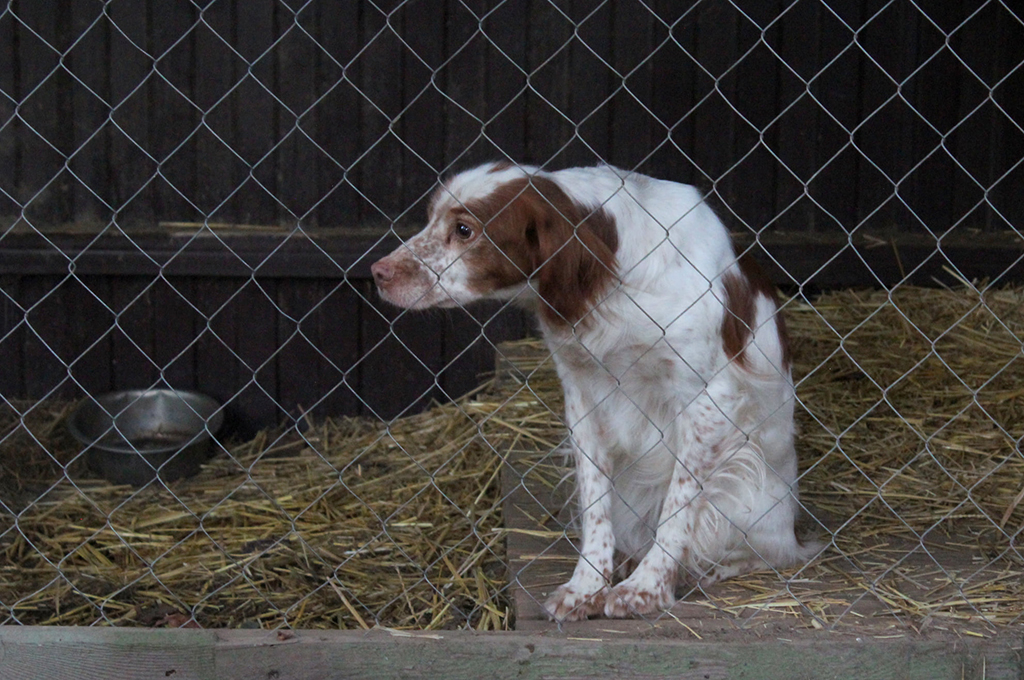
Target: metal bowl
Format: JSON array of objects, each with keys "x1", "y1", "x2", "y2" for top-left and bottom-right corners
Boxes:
[{"x1": 68, "y1": 389, "x2": 224, "y2": 486}]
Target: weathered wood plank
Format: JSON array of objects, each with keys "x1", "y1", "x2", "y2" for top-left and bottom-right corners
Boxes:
[
  {"x1": 568, "y1": 0, "x2": 612, "y2": 166},
  {"x1": 1, "y1": 0, "x2": 1020, "y2": 235},
  {"x1": 0, "y1": 12, "x2": 16, "y2": 218},
  {"x1": 307, "y1": 280, "x2": 362, "y2": 420},
  {"x1": 726, "y1": 1, "x2": 784, "y2": 234},
  {"x1": 14, "y1": 0, "x2": 71, "y2": 226},
  {"x1": 358, "y1": 279, "x2": 443, "y2": 419},
  {"x1": 525, "y1": 0, "x2": 574, "y2": 167},
  {"x1": 221, "y1": 278, "x2": 281, "y2": 435},
  {"x1": 150, "y1": 277, "x2": 197, "y2": 390},
  {"x1": 109, "y1": 276, "x2": 160, "y2": 391},
  {"x1": 192, "y1": 278, "x2": 250, "y2": 426},
  {"x1": 501, "y1": 444, "x2": 569, "y2": 623},
  {"x1": 273, "y1": 6, "x2": 321, "y2": 225},
  {"x1": 311, "y1": 0, "x2": 362, "y2": 227},
  {"x1": 275, "y1": 277, "x2": 335, "y2": 423},
  {"x1": 66, "y1": 2, "x2": 112, "y2": 225},
  {"x1": 21, "y1": 275, "x2": 71, "y2": 399},
  {"x1": 439, "y1": 302, "x2": 530, "y2": 404},
  {"x1": 357, "y1": 2, "x2": 404, "y2": 223},
  {"x1": 396, "y1": 0, "x2": 445, "y2": 214},
  {"x1": 64, "y1": 276, "x2": 113, "y2": 397},
  {"x1": 442, "y1": 0, "x2": 488, "y2": 166},
  {"x1": 0, "y1": 626, "x2": 1019, "y2": 680},
  {"x1": 142, "y1": 0, "x2": 198, "y2": 226},
  {"x1": 689, "y1": 0, "x2": 738, "y2": 188},
  {"x1": 101, "y1": 2, "x2": 151, "y2": 225},
  {"x1": 608, "y1": 0, "x2": 655, "y2": 172},
  {"x1": 0, "y1": 275, "x2": 25, "y2": 397},
  {"x1": 4, "y1": 230, "x2": 1023, "y2": 287},
  {"x1": 484, "y1": 0, "x2": 528, "y2": 164}
]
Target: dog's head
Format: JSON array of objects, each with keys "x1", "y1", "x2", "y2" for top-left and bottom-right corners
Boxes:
[{"x1": 371, "y1": 162, "x2": 618, "y2": 325}]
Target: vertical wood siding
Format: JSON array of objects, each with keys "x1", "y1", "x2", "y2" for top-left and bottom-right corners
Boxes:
[{"x1": 1, "y1": 1, "x2": 1022, "y2": 427}]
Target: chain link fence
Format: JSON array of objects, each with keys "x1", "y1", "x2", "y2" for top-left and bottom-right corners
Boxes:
[{"x1": 1, "y1": 0, "x2": 1023, "y2": 634}]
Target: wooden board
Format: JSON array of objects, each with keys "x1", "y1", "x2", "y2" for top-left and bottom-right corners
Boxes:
[
  {"x1": 4, "y1": 228, "x2": 1022, "y2": 286},
  {"x1": 0, "y1": 275, "x2": 25, "y2": 397},
  {"x1": 4, "y1": 0, "x2": 1022, "y2": 234},
  {"x1": 0, "y1": 626, "x2": 1020, "y2": 680}
]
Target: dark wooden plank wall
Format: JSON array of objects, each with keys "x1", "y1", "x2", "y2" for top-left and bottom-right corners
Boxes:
[
  {"x1": 1, "y1": 0, "x2": 1023, "y2": 429},
  {"x1": 0, "y1": 267, "x2": 529, "y2": 433},
  {"x1": 3, "y1": 225, "x2": 1021, "y2": 434},
  {"x1": 0, "y1": 0, "x2": 1019, "y2": 232}
]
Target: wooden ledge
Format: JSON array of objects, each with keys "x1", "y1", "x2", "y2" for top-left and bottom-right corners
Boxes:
[{"x1": 0, "y1": 626, "x2": 1020, "y2": 679}]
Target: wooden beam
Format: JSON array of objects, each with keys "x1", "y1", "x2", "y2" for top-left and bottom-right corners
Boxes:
[
  {"x1": 0, "y1": 626, "x2": 1020, "y2": 680},
  {"x1": 2, "y1": 229, "x2": 1021, "y2": 287}
]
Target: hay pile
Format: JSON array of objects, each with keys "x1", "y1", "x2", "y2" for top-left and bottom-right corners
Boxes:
[
  {"x1": 778, "y1": 284, "x2": 1024, "y2": 629},
  {"x1": 791, "y1": 286, "x2": 1024, "y2": 540},
  {"x1": 503, "y1": 285, "x2": 1024, "y2": 630},
  {"x1": 0, "y1": 399, "x2": 511, "y2": 630},
  {"x1": 1, "y1": 283, "x2": 1022, "y2": 631},
  {"x1": 470, "y1": 284, "x2": 1024, "y2": 632}
]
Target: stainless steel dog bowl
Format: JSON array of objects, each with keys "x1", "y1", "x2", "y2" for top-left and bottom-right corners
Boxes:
[{"x1": 68, "y1": 389, "x2": 224, "y2": 486}]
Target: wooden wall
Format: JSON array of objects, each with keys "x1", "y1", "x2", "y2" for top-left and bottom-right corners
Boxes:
[
  {"x1": 1, "y1": 0, "x2": 1020, "y2": 234},
  {"x1": 3, "y1": 227, "x2": 1021, "y2": 433},
  {"x1": 2, "y1": 0, "x2": 1023, "y2": 429},
  {"x1": 0, "y1": 259, "x2": 529, "y2": 432}
]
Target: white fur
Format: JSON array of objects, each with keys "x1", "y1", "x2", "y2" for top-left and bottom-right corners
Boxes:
[{"x1": 372, "y1": 162, "x2": 819, "y2": 621}]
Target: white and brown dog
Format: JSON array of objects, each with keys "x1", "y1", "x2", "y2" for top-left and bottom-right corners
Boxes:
[{"x1": 372, "y1": 161, "x2": 818, "y2": 621}]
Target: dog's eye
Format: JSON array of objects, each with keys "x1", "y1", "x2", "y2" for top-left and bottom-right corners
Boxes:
[{"x1": 455, "y1": 223, "x2": 473, "y2": 240}]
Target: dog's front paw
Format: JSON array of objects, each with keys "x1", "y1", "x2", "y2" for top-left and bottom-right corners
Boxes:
[
  {"x1": 603, "y1": 574, "x2": 674, "y2": 618},
  {"x1": 544, "y1": 583, "x2": 607, "y2": 622}
]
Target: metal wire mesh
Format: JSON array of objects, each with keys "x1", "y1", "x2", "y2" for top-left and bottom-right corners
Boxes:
[{"x1": 1, "y1": 0, "x2": 1023, "y2": 633}]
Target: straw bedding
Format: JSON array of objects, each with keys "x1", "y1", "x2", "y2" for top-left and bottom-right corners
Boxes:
[
  {"x1": 1, "y1": 284, "x2": 1022, "y2": 631},
  {"x1": 0, "y1": 402, "x2": 511, "y2": 630}
]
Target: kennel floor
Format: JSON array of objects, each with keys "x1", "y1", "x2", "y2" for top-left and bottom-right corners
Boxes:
[{"x1": 494, "y1": 343, "x2": 1024, "y2": 643}]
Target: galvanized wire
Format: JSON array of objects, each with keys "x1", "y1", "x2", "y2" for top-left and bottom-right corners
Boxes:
[{"x1": 1, "y1": 0, "x2": 1023, "y2": 632}]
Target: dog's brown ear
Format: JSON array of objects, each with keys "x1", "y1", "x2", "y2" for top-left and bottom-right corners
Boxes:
[{"x1": 524, "y1": 177, "x2": 618, "y2": 326}]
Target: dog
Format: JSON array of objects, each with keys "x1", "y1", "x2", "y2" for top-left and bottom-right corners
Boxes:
[{"x1": 371, "y1": 161, "x2": 818, "y2": 621}]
